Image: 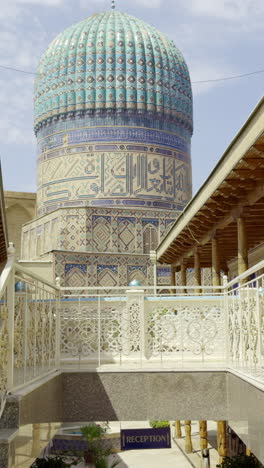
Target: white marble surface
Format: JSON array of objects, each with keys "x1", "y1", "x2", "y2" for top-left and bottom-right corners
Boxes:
[{"x1": 228, "y1": 372, "x2": 264, "y2": 464}]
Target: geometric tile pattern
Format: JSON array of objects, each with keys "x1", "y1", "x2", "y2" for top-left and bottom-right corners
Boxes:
[
  {"x1": 34, "y1": 11, "x2": 193, "y2": 135},
  {"x1": 97, "y1": 265, "x2": 118, "y2": 287},
  {"x1": 65, "y1": 264, "x2": 87, "y2": 287},
  {"x1": 118, "y1": 218, "x2": 136, "y2": 252},
  {"x1": 93, "y1": 216, "x2": 111, "y2": 252},
  {"x1": 127, "y1": 265, "x2": 147, "y2": 285},
  {"x1": 175, "y1": 268, "x2": 212, "y2": 288},
  {"x1": 21, "y1": 206, "x2": 178, "y2": 260},
  {"x1": 54, "y1": 251, "x2": 172, "y2": 288}
]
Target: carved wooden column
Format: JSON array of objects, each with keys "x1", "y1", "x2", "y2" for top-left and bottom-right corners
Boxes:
[
  {"x1": 175, "y1": 421, "x2": 182, "y2": 438},
  {"x1": 217, "y1": 421, "x2": 227, "y2": 463},
  {"x1": 212, "y1": 237, "x2": 221, "y2": 287},
  {"x1": 199, "y1": 420, "x2": 208, "y2": 450},
  {"x1": 171, "y1": 266, "x2": 176, "y2": 286},
  {"x1": 184, "y1": 420, "x2": 193, "y2": 453},
  {"x1": 237, "y1": 217, "x2": 248, "y2": 277},
  {"x1": 194, "y1": 248, "x2": 201, "y2": 294},
  {"x1": 181, "y1": 262, "x2": 187, "y2": 294}
]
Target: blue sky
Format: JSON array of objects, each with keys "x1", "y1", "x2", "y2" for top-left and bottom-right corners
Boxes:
[{"x1": 0, "y1": 0, "x2": 263, "y2": 195}]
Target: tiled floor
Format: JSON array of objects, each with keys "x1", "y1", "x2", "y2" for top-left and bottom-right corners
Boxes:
[
  {"x1": 75, "y1": 445, "x2": 193, "y2": 468},
  {"x1": 73, "y1": 421, "x2": 220, "y2": 468}
]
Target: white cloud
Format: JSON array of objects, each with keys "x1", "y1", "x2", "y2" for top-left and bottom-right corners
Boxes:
[
  {"x1": 132, "y1": 0, "x2": 162, "y2": 6},
  {"x1": 181, "y1": 0, "x2": 264, "y2": 24},
  {"x1": 15, "y1": 0, "x2": 64, "y2": 5},
  {"x1": 79, "y1": 0, "x2": 162, "y2": 9},
  {"x1": 0, "y1": 2, "x2": 50, "y2": 145}
]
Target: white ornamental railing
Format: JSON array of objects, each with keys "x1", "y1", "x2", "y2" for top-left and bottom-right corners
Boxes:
[
  {"x1": 226, "y1": 261, "x2": 264, "y2": 379},
  {"x1": 0, "y1": 245, "x2": 60, "y2": 418},
  {"x1": 59, "y1": 288, "x2": 225, "y2": 368},
  {"x1": 1, "y1": 253, "x2": 264, "y2": 419}
]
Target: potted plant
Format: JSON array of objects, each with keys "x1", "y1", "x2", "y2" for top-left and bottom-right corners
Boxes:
[
  {"x1": 217, "y1": 454, "x2": 261, "y2": 467},
  {"x1": 81, "y1": 423, "x2": 109, "y2": 464}
]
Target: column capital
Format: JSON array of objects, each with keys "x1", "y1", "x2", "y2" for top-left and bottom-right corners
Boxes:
[
  {"x1": 232, "y1": 205, "x2": 244, "y2": 221},
  {"x1": 149, "y1": 250, "x2": 157, "y2": 264}
]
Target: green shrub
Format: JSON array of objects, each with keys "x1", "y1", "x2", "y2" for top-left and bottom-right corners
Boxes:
[
  {"x1": 81, "y1": 423, "x2": 108, "y2": 441},
  {"x1": 81, "y1": 423, "x2": 119, "y2": 467},
  {"x1": 149, "y1": 421, "x2": 170, "y2": 428},
  {"x1": 216, "y1": 454, "x2": 260, "y2": 467}
]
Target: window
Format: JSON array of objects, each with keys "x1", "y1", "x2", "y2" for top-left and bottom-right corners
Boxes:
[{"x1": 143, "y1": 225, "x2": 158, "y2": 254}]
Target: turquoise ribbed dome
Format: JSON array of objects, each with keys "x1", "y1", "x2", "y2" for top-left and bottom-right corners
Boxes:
[{"x1": 34, "y1": 10, "x2": 193, "y2": 134}]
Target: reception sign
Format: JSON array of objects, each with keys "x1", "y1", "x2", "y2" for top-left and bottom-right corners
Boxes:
[{"x1": 121, "y1": 427, "x2": 171, "y2": 451}]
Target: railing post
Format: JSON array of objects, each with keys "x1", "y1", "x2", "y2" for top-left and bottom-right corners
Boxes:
[
  {"x1": 258, "y1": 287, "x2": 264, "y2": 371},
  {"x1": 55, "y1": 277, "x2": 61, "y2": 368},
  {"x1": 223, "y1": 275, "x2": 229, "y2": 366},
  {"x1": 6, "y1": 243, "x2": 16, "y2": 390},
  {"x1": 149, "y1": 251, "x2": 157, "y2": 296},
  {"x1": 126, "y1": 289, "x2": 146, "y2": 363}
]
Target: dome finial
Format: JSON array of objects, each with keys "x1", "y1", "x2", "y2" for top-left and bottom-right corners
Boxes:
[{"x1": 111, "y1": 0, "x2": 115, "y2": 9}]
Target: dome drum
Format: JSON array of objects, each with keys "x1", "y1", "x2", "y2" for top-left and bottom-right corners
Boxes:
[{"x1": 34, "y1": 10, "x2": 193, "y2": 216}]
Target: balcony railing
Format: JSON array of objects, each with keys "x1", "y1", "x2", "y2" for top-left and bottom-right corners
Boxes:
[
  {"x1": 1, "y1": 251, "x2": 264, "y2": 418},
  {"x1": 60, "y1": 291, "x2": 225, "y2": 368}
]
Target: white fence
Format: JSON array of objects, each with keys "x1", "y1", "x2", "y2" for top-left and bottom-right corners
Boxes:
[
  {"x1": 1, "y1": 254, "x2": 264, "y2": 419},
  {"x1": 0, "y1": 249, "x2": 60, "y2": 418},
  {"x1": 227, "y1": 265, "x2": 264, "y2": 379},
  {"x1": 60, "y1": 293, "x2": 225, "y2": 367}
]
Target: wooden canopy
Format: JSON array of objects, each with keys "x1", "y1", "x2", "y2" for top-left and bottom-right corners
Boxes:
[{"x1": 157, "y1": 97, "x2": 264, "y2": 269}]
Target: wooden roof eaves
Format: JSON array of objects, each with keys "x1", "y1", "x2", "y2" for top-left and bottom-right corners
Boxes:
[
  {"x1": 157, "y1": 97, "x2": 264, "y2": 264},
  {"x1": 160, "y1": 180, "x2": 264, "y2": 265}
]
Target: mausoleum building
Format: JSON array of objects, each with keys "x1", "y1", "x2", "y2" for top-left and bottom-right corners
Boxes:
[{"x1": 20, "y1": 8, "x2": 193, "y2": 287}]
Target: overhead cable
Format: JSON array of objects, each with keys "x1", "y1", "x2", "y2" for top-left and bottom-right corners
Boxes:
[{"x1": 0, "y1": 63, "x2": 264, "y2": 83}]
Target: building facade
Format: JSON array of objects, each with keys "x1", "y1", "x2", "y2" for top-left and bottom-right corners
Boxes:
[{"x1": 21, "y1": 8, "x2": 193, "y2": 286}]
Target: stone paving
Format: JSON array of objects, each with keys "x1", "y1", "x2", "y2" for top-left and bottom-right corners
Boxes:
[
  {"x1": 74, "y1": 421, "x2": 220, "y2": 468},
  {"x1": 75, "y1": 445, "x2": 192, "y2": 468}
]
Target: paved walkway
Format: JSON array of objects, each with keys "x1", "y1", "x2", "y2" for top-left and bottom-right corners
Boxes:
[
  {"x1": 69, "y1": 421, "x2": 220, "y2": 468},
  {"x1": 109, "y1": 444, "x2": 192, "y2": 467},
  {"x1": 75, "y1": 421, "x2": 193, "y2": 468},
  {"x1": 76, "y1": 444, "x2": 193, "y2": 468}
]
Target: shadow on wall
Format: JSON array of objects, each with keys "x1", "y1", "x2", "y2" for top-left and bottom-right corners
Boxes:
[{"x1": 1, "y1": 371, "x2": 228, "y2": 429}]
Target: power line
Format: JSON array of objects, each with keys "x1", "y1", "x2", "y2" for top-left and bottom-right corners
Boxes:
[
  {"x1": 0, "y1": 64, "x2": 37, "y2": 75},
  {"x1": 192, "y1": 68, "x2": 264, "y2": 83},
  {"x1": 0, "y1": 62, "x2": 263, "y2": 83}
]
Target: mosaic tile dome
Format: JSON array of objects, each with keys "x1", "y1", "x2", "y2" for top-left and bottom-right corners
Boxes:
[{"x1": 34, "y1": 10, "x2": 193, "y2": 134}]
